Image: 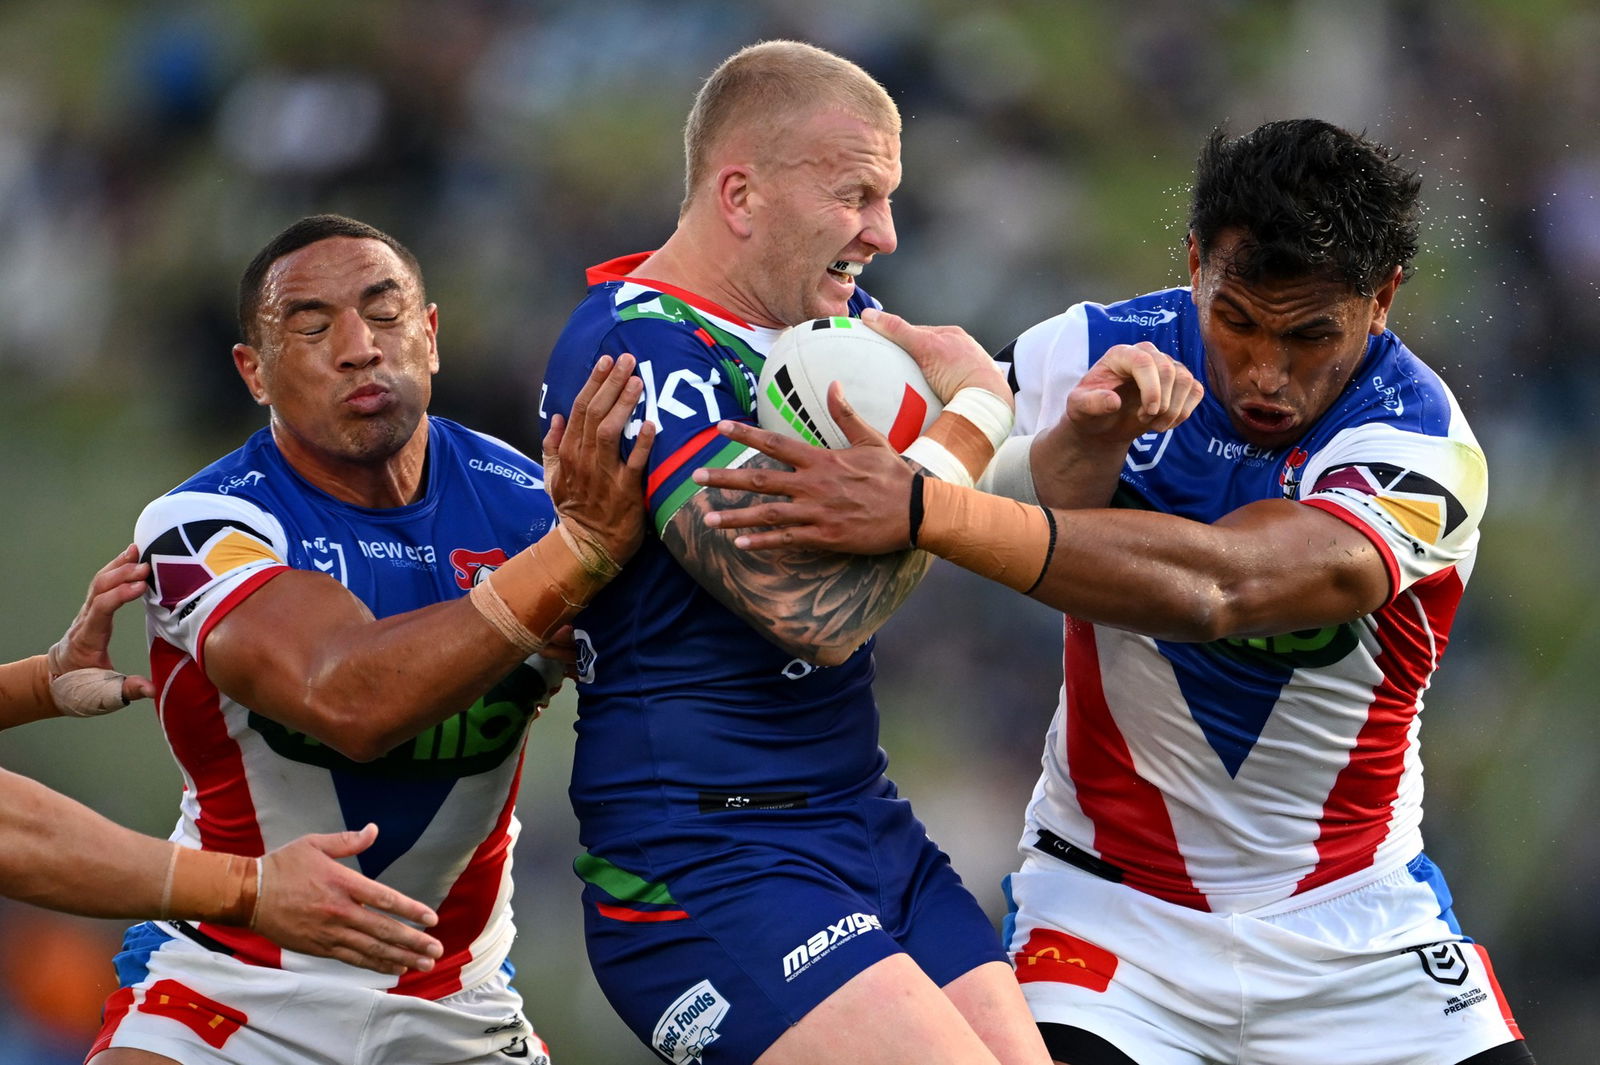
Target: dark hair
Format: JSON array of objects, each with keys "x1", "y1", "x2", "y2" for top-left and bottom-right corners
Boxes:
[
  {"x1": 236, "y1": 214, "x2": 424, "y2": 345},
  {"x1": 1187, "y1": 119, "x2": 1422, "y2": 296}
]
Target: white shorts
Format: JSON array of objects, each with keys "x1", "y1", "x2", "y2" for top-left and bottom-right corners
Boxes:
[
  {"x1": 1003, "y1": 848, "x2": 1526, "y2": 1065},
  {"x1": 88, "y1": 922, "x2": 548, "y2": 1065}
]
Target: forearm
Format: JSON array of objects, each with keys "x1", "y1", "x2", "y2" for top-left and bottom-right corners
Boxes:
[
  {"x1": 212, "y1": 525, "x2": 609, "y2": 761},
  {"x1": 916, "y1": 480, "x2": 1376, "y2": 641},
  {"x1": 0, "y1": 768, "x2": 254, "y2": 923},
  {"x1": 668, "y1": 483, "x2": 932, "y2": 667},
  {"x1": 0, "y1": 656, "x2": 57, "y2": 730}
]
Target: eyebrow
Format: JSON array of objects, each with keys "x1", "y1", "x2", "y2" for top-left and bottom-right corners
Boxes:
[{"x1": 281, "y1": 278, "x2": 403, "y2": 319}]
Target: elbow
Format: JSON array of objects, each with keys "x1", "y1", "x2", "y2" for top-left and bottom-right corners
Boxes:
[{"x1": 295, "y1": 686, "x2": 397, "y2": 764}]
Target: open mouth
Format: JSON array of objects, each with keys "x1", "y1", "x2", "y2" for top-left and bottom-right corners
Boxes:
[
  {"x1": 827, "y1": 260, "x2": 863, "y2": 283},
  {"x1": 1238, "y1": 405, "x2": 1294, "y2": 435}
]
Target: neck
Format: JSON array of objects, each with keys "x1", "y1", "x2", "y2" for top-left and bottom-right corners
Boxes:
[
  {"x1": 636, "y1": 223, "x2": 777, "y2": 328},
  {"x1": 273, "y1": 416, "x2": 431, "y2": 509}
]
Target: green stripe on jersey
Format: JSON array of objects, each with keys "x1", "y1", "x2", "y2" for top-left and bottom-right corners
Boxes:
[
  {"x1": 574, "y1": 853, "x2": 677, "y2": 905},
  {"x1": 652, "y1": 438, "x2": 747, "y2": 535}
]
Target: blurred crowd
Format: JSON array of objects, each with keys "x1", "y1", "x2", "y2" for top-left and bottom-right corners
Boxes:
[{"x1": 0, "y1": 0, "x2": 1595, "y2": 1061}]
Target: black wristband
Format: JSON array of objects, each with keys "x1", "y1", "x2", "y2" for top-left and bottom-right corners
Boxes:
[
  {"x1": 1023, "y1": 505, "x2": 1058, "y2": 596},
  {"x1": 907, "y1": 472, "x2": 927, "y2": 548}
]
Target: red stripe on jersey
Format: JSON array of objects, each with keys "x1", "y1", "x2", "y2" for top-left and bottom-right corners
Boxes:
[
  {"x1": 394, "y1": 749, "x2": 528, "y2": 998},
  {"x1": 1294, "y1": 567, "x2": 1464, "y2": 894},
  {"x1": 1062, "y1": 618, "x2": 1207, "y2": 910},
  {"x1": 191, "y1": 566, "x2": 288, "y2": 674},
  {"x1": 1470, "y1": 943, "x2": 1525, "y2": 1041},
  {"x1": 86, "y1": 986, "x2": 136, "y2": 1060},
  {"x1": 646, "y1": 425, "x2": 726, "y2": 499},
  {"x1": 586, "y1": 252, "x2": 755, "y2": 329},
  {"x1": 595, "y1": 901, "x2": 691, "y2": 923},
  {"x1": 151, "y1": 639, "x2": 281, "y2": 968}
]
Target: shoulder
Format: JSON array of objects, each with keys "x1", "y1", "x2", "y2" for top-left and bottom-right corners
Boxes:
[{"x1": 429, "y1": 416, "x2": 548, "y2": 493}]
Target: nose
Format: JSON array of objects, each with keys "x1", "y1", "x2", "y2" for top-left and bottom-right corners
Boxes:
[
  {"x1": 1246, "y1": 341, "x2": 1291, "y2": 395},
  {"x1": 862, "y1": 199, "x2": 897, "y2": 256},
  {"x1": 330, "y1": 308, "x2": 381, "y2": 371}
]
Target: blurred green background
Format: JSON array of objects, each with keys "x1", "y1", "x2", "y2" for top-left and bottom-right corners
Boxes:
[{"x1": 0, "y1": 0, "x2": 1595, "y2": 1061}]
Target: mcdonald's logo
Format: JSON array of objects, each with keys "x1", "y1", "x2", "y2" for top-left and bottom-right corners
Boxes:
[{"x1": 1012, "y1": 928, "x2": 1118, "y2": 992}]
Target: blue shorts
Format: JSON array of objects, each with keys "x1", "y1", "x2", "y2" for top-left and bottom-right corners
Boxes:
[{"x1": 577, "y1": 792, "x2": 1006, "y2": 1064}]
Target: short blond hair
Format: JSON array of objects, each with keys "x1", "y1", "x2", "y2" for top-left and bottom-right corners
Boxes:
[{"x1": 680, "y1": 40, "x2": 900, "y2": 215}]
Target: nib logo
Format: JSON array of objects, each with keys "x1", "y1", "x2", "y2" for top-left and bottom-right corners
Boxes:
[{"x1": 1413, "y1": 942, "x2": 1470, "y2": 986}]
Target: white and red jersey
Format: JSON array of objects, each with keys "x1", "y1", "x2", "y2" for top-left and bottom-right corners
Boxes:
[
  {"x1": 133, "y1": 418, "x2": 557, "y2": 996},
  {"x1": 999, "y1": 289, "x2": 1487, "y2": 914}
]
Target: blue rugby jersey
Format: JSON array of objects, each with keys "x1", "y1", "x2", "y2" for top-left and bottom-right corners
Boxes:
[
  {"x1": 541, "y1": 253, "x2": 893, "y2": 847},
  {"x1": 134, "y1": 416, "x2": 555, "y2": 995},
  {"x1": 997, "y1": 288, "x2": 1488, "y2": 913}
]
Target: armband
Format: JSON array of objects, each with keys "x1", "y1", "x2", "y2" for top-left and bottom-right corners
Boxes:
[
  {"x1": 916, "y1": 477, "x2": 1056, "y2": 594},
  {"x1": 902, "y1": 387, "x2": 1014, "y2": 487},
  {"x1": 975, "y1": 434, "x2": 1040, "y2": 504},
  {"x1": 468, "y1": 523, "x2": 621, "y2": 654}
]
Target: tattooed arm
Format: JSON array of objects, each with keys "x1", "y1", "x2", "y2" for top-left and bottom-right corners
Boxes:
[{"x1": 662, "y1": 449, "x2": 932, "y2": 667}]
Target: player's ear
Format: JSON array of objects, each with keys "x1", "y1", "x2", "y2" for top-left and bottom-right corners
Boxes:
[
  {"x1": 233, "y1": 343, "x2": 270, "y2": 406},
  {"x1": 716, "y1": 164, "x2": 756, "y2": 239},
  {"x1": 425, "y1": 303, "x2": 440, "y2": 374},
  {"x1": 1367, "y1": 266, "x2": 1403, "y2": 336}
]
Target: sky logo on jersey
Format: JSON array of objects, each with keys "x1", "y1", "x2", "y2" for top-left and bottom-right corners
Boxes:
[
  {"x1": 452, "y1": 547, "x2": 510, "y2": 589},
  {"x1": 1124, "y1": 429, "x2": 1172, "y2": 472},
  {"x1": 652, "y1": 980, "x2": 729, "y2": 1065},
  {"x1": 1012, "y1": 928, "x2": 1118, "y2": 991}
]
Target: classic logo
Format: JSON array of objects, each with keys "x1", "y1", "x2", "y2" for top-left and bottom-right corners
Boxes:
[
  {"x1": 1371, "y1": 373, "x2": 1405, "y2": 416},
  {"x1": 782, "y1": 912, "x2": 883, "y2": 981},
  {"x1": 1107, "y1": 308, "x2": 1178, "y2": 328},
  {"x1": 217, "y1": 470, "x2": 265, "y2": 495},
  {"x1": 301, "y1": 536, "x2": 348, "y2": 586},
  {"x1": 1413, "y1": 942, "x2": 1471, "y2": 986},
  {"x1": 652, "y1": 980, "x2": 729, "y2": 1065},
  {"x1": 1124, "y1": 429, "x2": 1173, "y2": 472},
  {"x1": 468, "y1": 457, "x2": 542, "y2": 490},
  {"x1": 451, "y1": 547, "x2": 511, "y2": 590}
]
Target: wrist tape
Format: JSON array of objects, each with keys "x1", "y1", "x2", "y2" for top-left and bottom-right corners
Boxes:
[
  {"x1": 162, "y1": 847, "x2": 260, "y2": 927},
  {"x1": 902, "y1": 387, "x2": 1014, "y2": 487},
  {"x1": 468, "y1": 524, "x2": 617, "y2": 654},
  {"x1": 0, "y1": 655, "x2": 54, "y2": 720},
  {"x1": 915, "y1": 477, "x2": 1058, "y2": 595}
]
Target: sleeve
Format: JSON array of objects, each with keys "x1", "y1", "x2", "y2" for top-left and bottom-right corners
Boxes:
[
  {"x1": 995, "y1": 303, "x2": 1092, "y2": 437},
  {"x1": 1296, "y1": 420, "x2": 1488, "y2": 597},
  {"x1": 585, "y1": 317, "x2": 761, "y2": 537},
  {"x1": 135, "y1": 491, "x2": 293, "y2": 668}
]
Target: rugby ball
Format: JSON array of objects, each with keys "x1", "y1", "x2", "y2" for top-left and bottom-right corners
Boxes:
[{"x1": 756, "y1": 316, "x2": 941, "y2": 451}]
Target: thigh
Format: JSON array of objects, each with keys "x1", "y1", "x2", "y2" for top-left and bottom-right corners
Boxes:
[{"x1": 754, "y1": 953, "x2": 1008, "y2": 1065}]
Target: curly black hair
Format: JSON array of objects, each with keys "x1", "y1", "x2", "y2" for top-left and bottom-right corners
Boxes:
[
  {"x1": 1187, "y1": 119, "x2": 1422, "y2": 297},
  {"x1": 237, "y1": 214, "x2": 425, "y2": 347}
]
